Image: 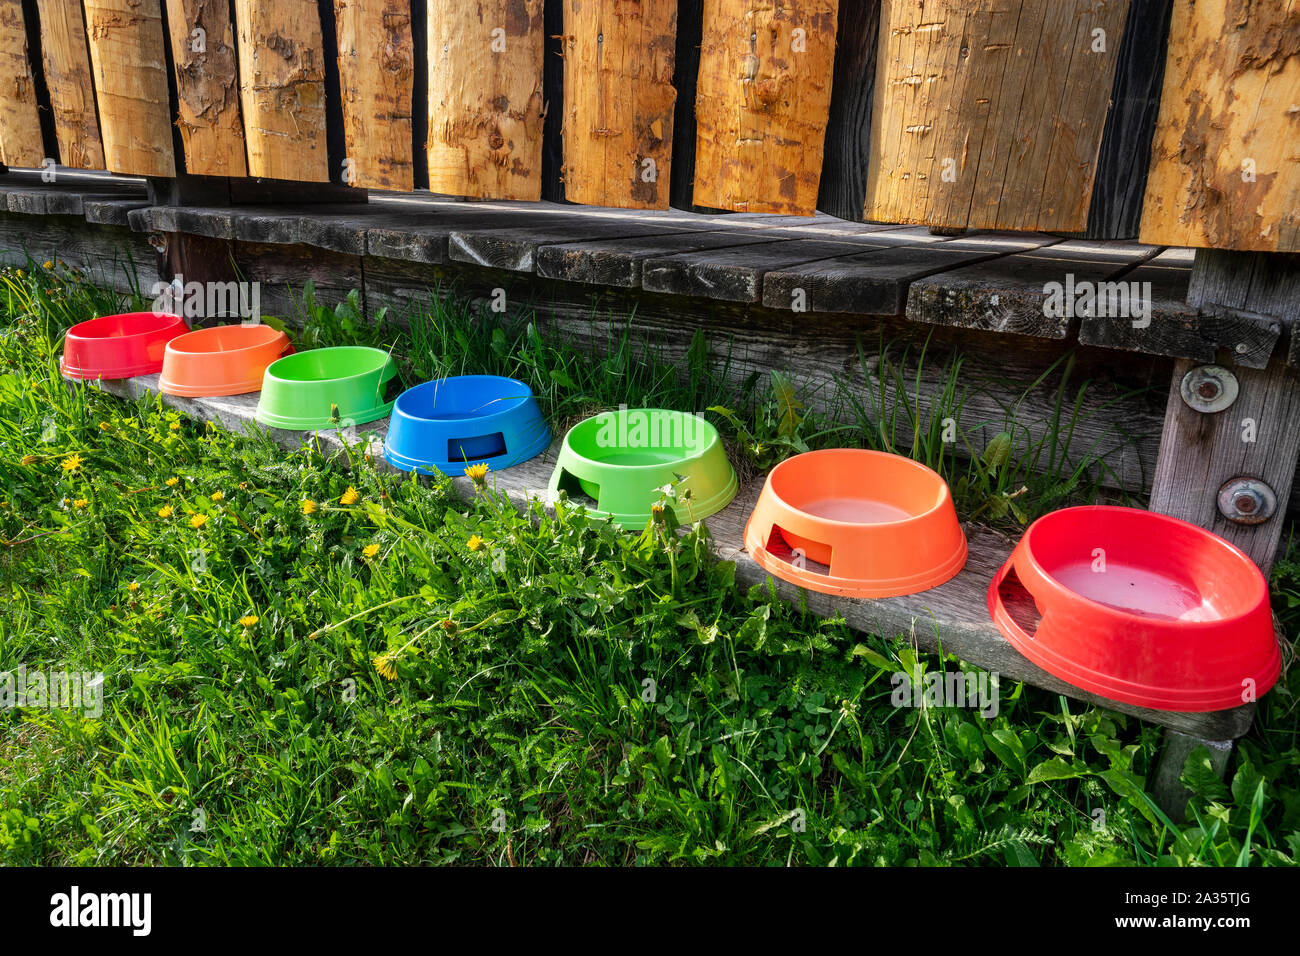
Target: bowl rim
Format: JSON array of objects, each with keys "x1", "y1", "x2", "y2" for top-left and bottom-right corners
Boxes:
[
  {"x1": 164, "y1": 323, "x2": 287, "y2": 356},
  {"x1": 1013, "y1": 504, "x2": 1267, "y2": 629},
  {"x1": 65, "y1": 311, "x2": 186, "y2": 342},
  {"x1": 763, "y1": 448, "x2": 954, "y2": 530},
  {"x1": 263, "y1": 345, "x2": 395, "y2": 386},
  {"x1": 559, "y1": 407, "x2": 722, "y2": 472},
  {"x1": 391, "y1": 375, "x2": 536, "y2": 426}
]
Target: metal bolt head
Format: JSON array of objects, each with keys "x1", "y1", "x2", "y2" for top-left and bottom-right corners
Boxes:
[
  {"x1": 1180, "y1": 364, "x2": 1239, "y2": 414},
  {"x1": 1217, "y1": 477, "x2": 1276, "y2": 525}
]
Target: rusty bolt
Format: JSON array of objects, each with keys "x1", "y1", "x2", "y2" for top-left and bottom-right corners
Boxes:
[
  {"x1": 1217, "y1": 477, "x2": 1276, "y2": 525},
  {"x1": 1180, "y1": 364, "x2": 1238, "y2": 414}
]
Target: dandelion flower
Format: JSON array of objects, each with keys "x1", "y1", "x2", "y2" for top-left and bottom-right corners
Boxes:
[
  {"x1": 465, "y1": 463, "x2": 490, "y2": 486},
  {"x1": 169, "y1": 422, "x2": 181, "y2": 432},
  {"x1": 238, "y1": 615, "x2": 259, "y2": 628},
  {"x1": 72, "y1": 498, "x2": 88, "y2": 510},
  {"x1": 466, "y1": 534, "x2": 484, "y2": 552},
  {"x1": 362, "y1": 543, "x2": 380, "y2": 559},
  {"x1": 373, "y1": 654, "x2": 398, "y2": 681},
  {"x1": 301, "y1": 499, "x2": 317, "y2": 515},
  {"x1": 210, "y1": 490, "x2": 224, "y2": 502},
  {"x1": 20, "y1": 454, "x2": 37, "y2": 466},
  {"x1": 340, "y1": 486, "x2": 360, "y2": 506},
  {"x1": 165, "y1": 477, "x2": 179, "y2": 487},
  {"x1": 190, "y1": 513, "x2": 208, "y2": 529},
  {"x1": 126, "y1": 582, "x2": 140, "y2": 593},
  {"x1": 98, "y1": 422, "x2": 112, "y2": 432},
  {"x1": 157, "y1": 505, "x2": 174, "y2": 519},
  {"x1": 42, "y1": 260, "x2": 53, "y2": 270},
  {"x1": 61, "y1": 454, "x2": 84, "y2": 473}
]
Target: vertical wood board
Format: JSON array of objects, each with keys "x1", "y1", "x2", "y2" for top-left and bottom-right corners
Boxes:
[
  {"x1": 0, "y1": 0, "x2": 45, "y2": 167},
  {"x1": 165, "y1": 0, "x2": 248, "y2": 177},
  {"x1": 335, "y1": 0, "x2": 413, "y2": 190},
  {"x1": 35, "y1": 0, "x2": 105, "y2": 170}
]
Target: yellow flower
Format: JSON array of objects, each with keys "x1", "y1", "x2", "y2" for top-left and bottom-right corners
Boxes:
[
  {"x1": 72, "y1": 498, "x2": 88, "y2": 510},
  {"x1": 20, "y1": 454, "x2": 37, "y2": 466},
  {"x1": 465, "y1": 463, "x2": 490, "y2": 485},
  {"x1": 169, "y1": 422, "x2": 181, "y2": 432},
  {"x1": 466, "y1": 534, "x2": 484, "y2": 552},
  {"x1": 126, "y1": 582, "x2": 140, "y2": 593},
  {"x1": 373, "y1": 654, "x2": 398, "y2": 681},
  {"x1": 301, "y1": 499, "x2": 317, "y2": 515},
  {"x1": 190, "y1": 513, "x2": 208, "y2": 529},
  {"x1": 42, "y1": 260, "x2": 53, "y2": 270},
  {"x1": 165, "y1": 477, "x2": 179, "y2": 487},
  {"x1": 99, "y1": 422, "x2": 112, "y2": 432},
  {"x1": 210, "y1": 490, "x2": 224, "y2": 502},
  {"x1": 61, "y1": 454, "x2": 84, "y2": 473},
  {"x1": 340, "y1": 486, "x2": 360, "y2": 506},
  {"x1": 157, "y1": 505, "x2": 174, "y2": 519},
  {"x1": 238, "y1": 615, "x2": 259, "y2": 628},
  {"x1": 362, "y1": 543, "x2": 380, "y2": 559}
]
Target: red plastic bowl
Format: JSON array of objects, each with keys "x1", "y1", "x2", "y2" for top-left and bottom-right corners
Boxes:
[
  {"x1": 61, "y1": 312, "x2": 188, "y2": 380},
  {"x1": 988, "y1": 506, "x2": 1280, "y2": 712}
]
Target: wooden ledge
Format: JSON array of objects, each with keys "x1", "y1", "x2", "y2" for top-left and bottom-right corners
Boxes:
[{"x1": 88, "y1": 371, "x2": 1259, "y2": 741}]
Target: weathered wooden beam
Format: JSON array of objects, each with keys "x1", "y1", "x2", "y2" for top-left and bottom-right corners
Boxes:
[
  {"x1": 333, "y1": 0, "x2": 413, "y2": 190},
  {"x1": 693, "y1": 0, "x2": 839, "y2": 216},
  {"x1": 163, "y1": 0, "x2": 248, "y2": 178},
  {"x1": 35, "y1": 0, "x2": 105, "y2": 171},
  {"x1": 561, "y1": 0, "x2": 677, "y2": 209},
  {"x1": 83, "y1": 0, "x2": 176, "y2": 177},
  {"x1": 233, "y1": 0, "x2": 330, "y2": 182},
  {"x1": 426, "y1": 0, "x2": 543, "y2": 199},
  {"x1": 1140, "y1": 0, "x2": 1300, "y2": 252},
  {"x1": 1151, "y1": 730, "x2": 1234, "y2": 824},
  {"x1": 0, "y1": 0, "x2": 46, "y2": 168}
]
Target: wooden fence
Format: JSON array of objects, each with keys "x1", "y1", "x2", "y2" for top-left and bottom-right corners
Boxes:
[{"x1": 0, "y1": 0, "x2": 1295, "y2": 250}]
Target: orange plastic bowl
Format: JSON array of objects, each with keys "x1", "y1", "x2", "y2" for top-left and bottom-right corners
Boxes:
[
  {"x1": 988, "y1": 506, "x2": 1280, "y2": 712},
  {"x1": 60, "y1": 312, "x2": 188, "y2": 380},
  {"x1": 159, "y1": 324, "x2": 294, "y2": 397},
  {"x1": 744, "y1": 449, "x2": 967, "y2": 598}
]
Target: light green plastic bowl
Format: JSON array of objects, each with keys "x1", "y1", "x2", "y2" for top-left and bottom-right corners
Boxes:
[
  {"x1": 255, "y1": 346, "x2": 398, "y2": 430},
  {"x1": 548, "y1": 408, "x2": 737, "y2": 527}
]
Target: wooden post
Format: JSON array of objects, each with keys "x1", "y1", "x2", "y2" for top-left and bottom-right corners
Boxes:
[
  {"x1": 0, "y1": 0, "x2": 45, "y2": 168},
  {"x1": 35, "y1": 0, "x2": 105, "y2": 170},
  {"x1": 426, "y1": 0, "x2": 543, "y2": 199},
  {"x1": 334, "y1": 0, "x2": 414, "y2": 191},
  {"x1": 163, "y1": 0, "x2": 248, "y2": 177},
  {"x1": 233, "y1": 0, "x2": 330, "y2": 182},
  {"x1": 693, "y1": 0, "x2": 839, "y2": 216},
  {"x1": 1150, "y1": 731, "x2": 1233, "y2": 824},
  {"x1": 561, "y1": 0, "x2": 677, "y2": 209},
  {"x1": 83, "y1": 0, "x2": 176, "y2": 177}
]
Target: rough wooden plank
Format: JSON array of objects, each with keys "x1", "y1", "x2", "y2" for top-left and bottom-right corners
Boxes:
[
  {"x1": 0, "y1": 0, "x2": 46, "y2": 167},
  {"x1": 761, "y1": 236, "x2": 1059, "y2": 314},
  {"x1": 561, "y1": 0, "x2": 677, "y2": 209},
  {"x1": 0, "y1": 208, "x2": 156, "y2": 292},
  {"x1": 816, "y1": 0, "x2": 881, "y2": 221},
  {"x1": 163, "y1": 0, "x2": 248, "y2": 177},
  {"x1": 35, "y1": 0, "x2": 106, "y2": 170},
  {"x1": 1140, "y1": 0, "x2": 1300, "y2": 252},
  {"x1": 426, "y1": 0, "x2": 543, "y2": 199},
  {"x1": 332, "y1": 0, "x2": 413, "y2": 190},
  {"x1": 1150, "y1": 355, "x2": 1300, "y2": 573},
  {"x1": 693, "y1": 0, "x2": 839, "y2": 216},
  {"x1": 83, "y1": 0, "x2": 176, "y2": 177},
  {"x1": 907, "y1": 241, "x2": 1162, "y2": 338},
  {"x1": 536, "y1": 229, "x2": 800, "y2": 287},
  {"x1": 865, "y1": 0, "x2": 1131, "y2": 233},
  {"x1": 642, "y1": 236, "x2": 919, "y2": 302},
  {"x1": 233, "y1": 0, "x2": 330, "y2": 182},
  {"x1": 1085, "y1": 0, "x2": 1174, "y2": 239},
  {"x1": 85, "y1": 367, "x2": 1258, "y2": 741},
  {"x1": 450, "y1": 220, "x2": 702, "y2": 274}
]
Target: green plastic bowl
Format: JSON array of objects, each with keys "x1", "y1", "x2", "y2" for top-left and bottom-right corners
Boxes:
[
  {"x1": 255, "y1": 346, "x2": 398, "y2": 430},
  {"x1": 548, "y1": 408, "x2": 737, "y2": 526}
]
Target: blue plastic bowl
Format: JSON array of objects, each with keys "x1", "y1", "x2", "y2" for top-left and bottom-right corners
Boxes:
[{"x1": 383, "y1": 375, "x2": 551, "y2": 476}]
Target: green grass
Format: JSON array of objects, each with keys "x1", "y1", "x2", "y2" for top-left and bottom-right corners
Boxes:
[{"x1": 1, "y1": 260, "x2": 1297, "y2": 866}]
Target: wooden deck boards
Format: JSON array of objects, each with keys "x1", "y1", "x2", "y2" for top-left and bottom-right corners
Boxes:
[{"x1": 87, "y1": 369, "x2": 1259, "y2": 741}]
